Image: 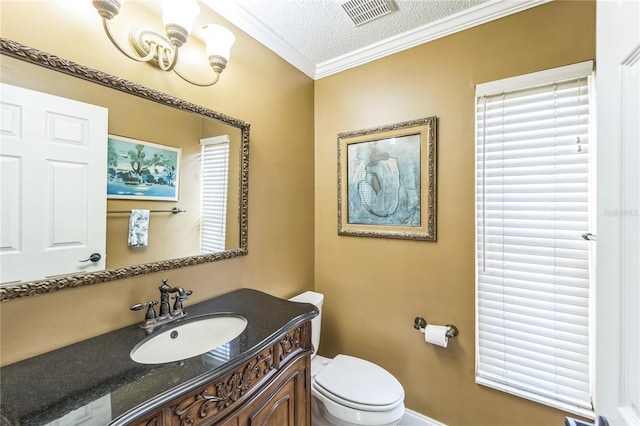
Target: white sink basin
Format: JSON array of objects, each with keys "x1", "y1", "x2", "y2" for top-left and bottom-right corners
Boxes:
[{"x1": 130, "y1": 314, "x2": 248, "y2": 364}]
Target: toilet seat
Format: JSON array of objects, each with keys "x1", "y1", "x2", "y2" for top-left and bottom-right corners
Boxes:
[
  {"x1": 313, "y1": 355, "x2": 404, "y2": 411},
  {"x1": 311, "y1": 385, "x2": 405, "y2": 426},
  {"x1": 313, "y1": 381, "x2": 404, "y2": 412}
]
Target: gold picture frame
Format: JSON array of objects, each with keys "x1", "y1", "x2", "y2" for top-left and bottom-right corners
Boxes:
[{"x1": 338, "y1": 117, "x2": 437, "y2": 241}]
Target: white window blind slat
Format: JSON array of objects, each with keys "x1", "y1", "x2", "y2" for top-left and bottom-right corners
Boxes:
[
  {"x1": 481, "y1": 221, "x2": 589, "y2": 234},
  {"x1": 479, "y1": 165, "x2": 589, "y2": 180},
  {"x1": 200, "y1": 137, "x2": 230, "y2": 254},
  {"x1": 479, "y1": 274, "x2": 590, "y2": 294},
  {"x1": 475, "y1": 61, "x2": 594, "y2": 418},
  {"x1": 479, "y1": 345, "x2": 590, "y2": 378},
  {"x1": 478, "y1": 349, "x2": 590, "y2": 380},
  {"x1": 482, "y1": 293, "x2": 589, "y2": 308},
  {"x1": 478, "y1": 367, "x2": 592, "y2": 407},
  {"x1": 478, "y1": 302, "x2": 589, "y2": 328}
]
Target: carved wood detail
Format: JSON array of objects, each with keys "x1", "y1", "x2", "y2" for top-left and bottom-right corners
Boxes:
[
  {"x1": 278, "y1": 327, "x2": 302, "y2": 361},
  {"x1": 171, "y1": 347, "x2": 275, "y2": 425},
  {"x1": 144, "y1": 418, "x2": 159, "y2": 426},
  {"x1": 132, "y1": 413, "x2": 161, "y2": 426},
  {"x1": 275, "y1": 321, "x2": 314, "y2": 369}
]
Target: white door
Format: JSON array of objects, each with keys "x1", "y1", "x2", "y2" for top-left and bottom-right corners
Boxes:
[
  {"x1": 0, "y1": 83, "x2": 108, "y2": 284},
  {"x1": 595, "y1": 1, "x2": 640, "y2": 425}
]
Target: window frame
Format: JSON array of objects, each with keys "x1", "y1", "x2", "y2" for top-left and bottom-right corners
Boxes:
[{"x1": 474, "y1": 61, "x2": 596, "y2": 418}]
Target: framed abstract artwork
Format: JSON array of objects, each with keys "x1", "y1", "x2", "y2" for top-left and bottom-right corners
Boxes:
[{"x1": 338, "y1": 117, "x2": 437, "y2": 241}]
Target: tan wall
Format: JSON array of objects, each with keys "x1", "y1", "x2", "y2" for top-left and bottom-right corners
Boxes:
[
  {"x1": 1, "y1": 0, "x2": 598, "y2": 424},
  {"x1": 313, "y1": 2, "x2": 595, "y2": 425},
  {"x1": 0, "y1": 0, "x2": 315, "y2": 364}
]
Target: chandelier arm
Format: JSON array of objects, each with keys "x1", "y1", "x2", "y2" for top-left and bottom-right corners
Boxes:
[
  {"x1": 172, "y1": 67, "x2": 221, "y2": 87},
  {"x1": 102, "y1": 18, "x2": 155, "y2": 62},
  {"x1": 156, "y1": 45, "x2": 175, "y2": 71},
  {"x1": 161, "y1": 47, "x2": 180, "y2": 72}
]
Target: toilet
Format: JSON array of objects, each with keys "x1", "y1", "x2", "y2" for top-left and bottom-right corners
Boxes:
[{"x1": 289, "y1": 291, "x2": 405, "y2": 426}]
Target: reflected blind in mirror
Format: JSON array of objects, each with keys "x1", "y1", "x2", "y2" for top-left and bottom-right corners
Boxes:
[{"x1": 200, "y1": 136, "x2": 230, "y2": 254}]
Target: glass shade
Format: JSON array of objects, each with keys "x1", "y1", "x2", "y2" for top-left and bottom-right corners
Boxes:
[
  {"x1": 92, "y1": 0, "x2": 125, "y2": 19},
  {"x1": 202, "y1": 25, "x2": 236, "y2": 60},
  {"x1": 160, "y1": 0, "x2": 199, "y2": 34}
]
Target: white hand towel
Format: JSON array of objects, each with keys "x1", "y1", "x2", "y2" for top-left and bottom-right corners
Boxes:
[{"x1": 128, "y1": 209, "x2": 150, "y2": 247}]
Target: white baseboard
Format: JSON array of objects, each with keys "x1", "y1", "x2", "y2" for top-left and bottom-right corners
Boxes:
[{"x1": 400, "y1": 409, "x2": 447, "y2": 426}]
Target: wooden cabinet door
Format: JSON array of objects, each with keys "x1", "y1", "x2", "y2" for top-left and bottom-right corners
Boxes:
[{"x1": 239, "y1": 355, "x2": 310, "y2": 426}]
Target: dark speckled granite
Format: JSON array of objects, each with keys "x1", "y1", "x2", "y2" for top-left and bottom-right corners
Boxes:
[{"x1": 0, "y1": 288, "x2": 317, "y2": 426}]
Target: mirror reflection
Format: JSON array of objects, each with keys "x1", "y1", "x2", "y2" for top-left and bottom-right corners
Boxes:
[{"x1": 0, "y1": 39, "x2": 249, "y2": 300}]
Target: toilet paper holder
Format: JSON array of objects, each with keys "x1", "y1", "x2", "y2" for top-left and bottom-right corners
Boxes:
[{"x1": 413, "y1": 317, "x2": 459, "y2": 338}]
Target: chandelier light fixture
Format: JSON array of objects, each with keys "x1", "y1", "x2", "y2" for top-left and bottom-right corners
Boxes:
[{"x1": 92, "y1": 0, "x2": 235, "y2": 86}]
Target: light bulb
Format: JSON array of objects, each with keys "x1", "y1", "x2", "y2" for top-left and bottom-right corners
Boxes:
[
  {"x1": 160, "y1": 0, "x2": 199, "y2": 42},
  {"x1": 202, "y1": 24, "x2": 236, "y2": 61}
]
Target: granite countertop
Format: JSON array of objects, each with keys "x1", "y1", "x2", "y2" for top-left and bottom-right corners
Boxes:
[{"x1": 0, "y1": 288, "x2": 317, "y2": 426}]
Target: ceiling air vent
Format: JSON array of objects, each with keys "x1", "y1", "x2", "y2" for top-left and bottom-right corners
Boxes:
[{"x1": 341, "y1": 0, "x2": 398, "y2": 27}]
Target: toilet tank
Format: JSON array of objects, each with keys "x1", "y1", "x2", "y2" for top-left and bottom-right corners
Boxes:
[{"x1": 289, "y1": 291, "x2": 323, "y2": 357}]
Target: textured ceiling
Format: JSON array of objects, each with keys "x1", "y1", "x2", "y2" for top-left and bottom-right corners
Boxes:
[
  {"x1": 201, "y1": 0, "x2": 550, "y2": 79},
  {"x1": 229, "y1": 0, "x2": 489, "y2": 64}
]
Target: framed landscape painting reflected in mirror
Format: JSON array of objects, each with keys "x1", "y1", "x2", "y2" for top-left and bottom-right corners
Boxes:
[
  {"x1": 107, "y1": 135, "x2": 181, "y2": 201},
  {"x1": 337, "y1": 117, "x2": 437, "y2": 241}
]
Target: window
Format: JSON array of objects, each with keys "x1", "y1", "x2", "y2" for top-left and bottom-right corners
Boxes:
[
  {"x1": 200, "y1": 135, "x2": 230, "y2": 254},
  {"x1": 475, "y1": 61, "x2": 595, "y2": 417}
]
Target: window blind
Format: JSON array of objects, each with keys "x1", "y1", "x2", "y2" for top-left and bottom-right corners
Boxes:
[
  {"x1": 200, "y1": 136, "x2": 230, "y2": 254},
  {"x1": 475, "y1": 61, "x2": 594, "y2": 418}
]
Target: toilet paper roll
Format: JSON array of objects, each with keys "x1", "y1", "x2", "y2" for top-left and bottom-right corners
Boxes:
[{"x1": 424, "y1": 324, "x2": 449, "y2": 348}]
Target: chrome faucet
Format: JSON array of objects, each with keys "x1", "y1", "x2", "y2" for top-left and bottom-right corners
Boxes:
[{"x1": 131, "y1": 278, "x2": 193, "y2": 333}]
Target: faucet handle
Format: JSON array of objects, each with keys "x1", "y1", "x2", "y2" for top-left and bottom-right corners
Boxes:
[
  {"x1": 173, "y1": 288, "x2": 192, "y2": 301},
  {"x1": 131, "y1": 301, "x2": 158, "y2": 321},
  {"x1": 172, "y1": 290, "x2": 192, "y2": 312}
]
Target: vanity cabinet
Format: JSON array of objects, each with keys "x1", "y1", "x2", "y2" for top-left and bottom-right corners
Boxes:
[
  {"x1": 131, "y1": 321, "x2": 312, "y2": 426},
  {"x1": 0, "y1": 289, "x2": 318, "y2": 426}
]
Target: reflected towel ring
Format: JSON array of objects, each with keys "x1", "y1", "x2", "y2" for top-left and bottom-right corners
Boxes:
[{"x1": 107, "y1": 207, "x2": 186, "y2": 214}]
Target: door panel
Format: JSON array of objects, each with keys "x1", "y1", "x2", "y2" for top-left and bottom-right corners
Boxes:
[
  {"x1": 595, "y1": 1, "x2": 640, "y2": 425},
  {"x1": 0, "y1": 83, "x2": 107, "y2": 284}
]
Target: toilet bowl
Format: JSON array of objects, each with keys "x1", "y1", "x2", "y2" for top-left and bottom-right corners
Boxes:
[{"x1": 289, "y1": 291, "x2": 405, "y2": 426}]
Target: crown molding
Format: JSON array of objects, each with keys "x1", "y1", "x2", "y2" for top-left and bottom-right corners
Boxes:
[
  {"x1": 201, "y1": 0, "x2": 317, "y2": 78},
  {"x1": 204, "y1": 0, "x2": 552, "y2": 81},
  {"x1": 315, "y1": 0, "x2": 552, "y2": 79}
]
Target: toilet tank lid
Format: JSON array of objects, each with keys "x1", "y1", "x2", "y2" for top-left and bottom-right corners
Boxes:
[
  {"x1": 315, "y1": 354, "x2": 404, "y2": 407},
  {"x1": 289, "y1": 291, "x2": 324, "y2": 306}
]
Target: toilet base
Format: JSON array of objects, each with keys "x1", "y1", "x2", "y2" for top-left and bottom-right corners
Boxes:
[
  {"x1": 311, "y1": 396, "x2": 334, "y2": 426},
  {"x1": 311, "y1": 393, "x2": 402, "y2": 426}
]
